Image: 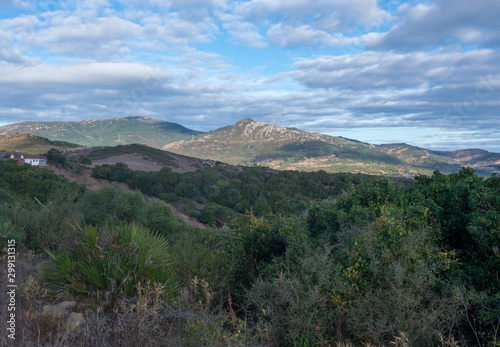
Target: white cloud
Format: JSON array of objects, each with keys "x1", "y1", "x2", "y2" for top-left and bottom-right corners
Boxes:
[
  {"x1": 222, "y1": 18, "x2": 266, "y2": 47},
  {"x1": 0, "y1": 62, "x2": 170, "y2": 87},
  {"x1": 0, "y1": 0, "x2": 499, "y2": 151},
  {"x1": 293, "y1": 50, "x2": 500, "y2": 91},
  {"x1": 0, "y1": 0, "x2": 30, "y2": 9},
  {"x1": 369, "y1": 0, "x2": 500, "y2": 50},
  {"x1": 232, "y1": 0, "x2": 389, "y2": 31},
  {"x1": 26, "y1": 15, "x2": 142, "y2": 58},
  {"x1": 221, "y1": 0, "x2": 390, "y2": 48},
  {"x1": 267, "y1": 24, "x2": 343, "y2": 48}
]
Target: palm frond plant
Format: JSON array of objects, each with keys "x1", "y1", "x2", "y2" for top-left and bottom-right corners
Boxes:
[{"x1": 44, "y1": 222, "x2": 179, "y2": 301}]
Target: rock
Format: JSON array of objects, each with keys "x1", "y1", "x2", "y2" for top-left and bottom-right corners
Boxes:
[
  {"x1": 66, "y1": 312, "x2": 86, "y2": 332},
  {"x1": 42, "y1": 301, "x2": 76, "y2": 316},
  {"x1": 41, "y1": 301, "x2": 86, "y2": 332}
]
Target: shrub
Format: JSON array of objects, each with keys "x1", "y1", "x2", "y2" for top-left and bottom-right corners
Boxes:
[
  {"x1": 47, "y1": 148, "x2": 70, "y2": 167},
  {"x1": 138, "y1": 198, "x2": 184, "y2": 236},
  {"x1": 6, "y1": 187, "x2": 81, "y2": 251},
  {"x1": 44, "y1": 223, "x2": 179, "y2": 301},
  {"x1": 0, "y1": 217, "x2": 24, "y2": 246},
  {"x1": 78, "y1": 155, "x2": 92, "y2": 165}
]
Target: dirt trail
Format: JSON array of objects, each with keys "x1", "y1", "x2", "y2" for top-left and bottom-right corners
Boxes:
[{"x1": 46, "y1": 164, "x2": 206, "y2": 229}]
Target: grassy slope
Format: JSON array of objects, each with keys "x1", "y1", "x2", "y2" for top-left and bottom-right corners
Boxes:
[
  {"x1": 379, "y1": 143, "x2": 500, "y2": 176},
  {"x1": 0, "y1": 116, "x2": 204, "y2": 148},
  {"x1": 0, "y1": 134, "x2": 80, "y2": 154},
  {"x1": 66, "y1": 143, "x2": 231, "y2": 172},
  {"x1": 164, "y1": 119, "x2": 464, "y2": 177}
]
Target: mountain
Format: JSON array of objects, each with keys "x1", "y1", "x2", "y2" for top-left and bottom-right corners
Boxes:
[
  {"x1": 378, "y1": 144, "x2": 500, "y2": 175},
  {"x1": 163, "y1": 118, "x2": 500, "y2": 177},
  {"x1": 0, "y1": 133, "x2": 80, "y2": 154},
  {"x1": 1, "y1": 116, "x2": 499, "y2": 177},
  {"x1": 164, "y1": 117, "x2": 365, "y2": 162},
  {"x1": 0, "y1": 116, "x2": 203, "y2": 148}
]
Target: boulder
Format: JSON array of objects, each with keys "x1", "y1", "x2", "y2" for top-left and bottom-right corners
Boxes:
[{"x1": 41, "y1": 301, "x2": 86, "y2": 332}]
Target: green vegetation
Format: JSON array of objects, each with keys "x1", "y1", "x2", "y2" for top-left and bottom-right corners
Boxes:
[
  {"x1": 0, "y1": 116, "x2": 203, "y2": 147},
  {"x1": 0, "y1": 158, "x2": 498, "y2": 346},
  {"x1": 92, "y1": 163, "x2": 376, "y2": 224},
  {"x1": 81, "y1": 182, "x2": 185, "y2": 235},
  {"x1": 78, "y1": 155, "x2": 92, "y2": 165},
  {"x1": 47, "y1": 148, "x2": 71, "y2": 167},
  {"x1": 45, "y1": 222, "x2": 178, "y2": 300},
  {"x1": 0, "y1": 133, "x2": 80, "y2": 154},
  {"x1": 163, "y1": 118, "x2": 500, "y2": 177}
]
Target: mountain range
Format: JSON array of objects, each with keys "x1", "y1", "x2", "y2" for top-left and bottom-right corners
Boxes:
[
  {"x1": 1, "y1": 116, "x2": 499, "y2": 177},
  {"x1": 0, "y1": 116, "x2": 201, "y2": 148}
]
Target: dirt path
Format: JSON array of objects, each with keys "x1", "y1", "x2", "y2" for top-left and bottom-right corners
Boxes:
[
  {"x1": 48, "y1": 164, "x2": 105, "y2": 190},
  {"x1": 46, "y1": 164, "x2": 206, "y2": 229}
]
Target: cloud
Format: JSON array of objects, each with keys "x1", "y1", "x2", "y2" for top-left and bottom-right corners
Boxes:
[
  {"x1": 0, "y1": 0, "x2": 499, "y2": 152},
  {"x1": 0, "y1": 0, "x2": 30, "y2": 9},
  {"x1": 267, "y1": 24, "x2": 345, "y2": 48},
  {"x1": 293, "y1": 49, "x2": 500, "y2": 91},
  {"x1": 141, "y1": 12, "x2": 218, "y2": 45},
  {"x1": 222, "y1": 0, "x2": 390, "y2": 48},
  {"x1": 169, "y1": 0, "x2": 227, "y2": 10},
  {"x1": 369, "y1": 0, "x2": 500, "y2": 51},
  {"x1": 232, "y1": 0, "x2": 389, "y2": 31},
  {"x1": 222, "y1": 18, "x2": 266, "y2": 47},
  {"x1": 0, "y1": 62, "x2": 170, "y2": 87},
  {"x1": 290, "y1": 49, "x2": 500, "y2": 138},
  {"x1": 27, "y1": 15, "x2": 142, "y2": 58}
]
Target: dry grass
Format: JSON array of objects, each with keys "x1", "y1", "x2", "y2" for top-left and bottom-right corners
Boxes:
[{"x1": 0, "y1": 251, "x2": 249, "y2": 347}]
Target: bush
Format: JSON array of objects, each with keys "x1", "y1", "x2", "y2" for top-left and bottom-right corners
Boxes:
[
  {"x1": 138, "y1": 198, "x2": 184, "y2": 236},
  {"x1": 0, "y1": 217, "x2": 24, "y2": 246},
  {"x1": 44, "y1": 222, "x2": 179, "y2": 301},
  {"x1": 47, "y1": 148, "x2": 70, "y2": 167},
  {"x1": 198, "y1": 202, "x2": 238, "y2": 226},
  {"x1": 78, "y1": 155, "x2": 92, "y2": 165},
  {"x1": 5, "y1": 187, "x2": 82, "y2": 251}
]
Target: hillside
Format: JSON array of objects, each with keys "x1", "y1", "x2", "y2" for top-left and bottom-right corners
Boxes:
[
  {"x1": 164, "y1": 118, "x2": 381, "y2": 161},
  {"x1": 0, "y1": 116, "x2": 203, "y2": 147},
  {"x1": 66, "y1": 143, "x2": 233, "y2": 173},
  {"x1": 378, "y1": 144, "x2": 500, "y2": 175},
  {"x1": 0, "y1": 133, "x2": 80, "y2": 154},
  {"x1": 1, "y1": 116, "x2": 499, "y2": 177},
  {"x1": 431, "y1": 148, "x2": 500, "y2": 171},
  {"x1": 163, "y1": 118, "x2": 457, "y2": 177}
]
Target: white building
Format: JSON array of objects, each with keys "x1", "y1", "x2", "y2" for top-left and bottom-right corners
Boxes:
[{"x1": 24, "y1": 158, "x2": 47, "y2": 166}]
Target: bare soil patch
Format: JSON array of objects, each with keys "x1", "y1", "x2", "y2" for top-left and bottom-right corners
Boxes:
[{"x1": 91, "y1": 154, "x2": 164, "y2": 172}]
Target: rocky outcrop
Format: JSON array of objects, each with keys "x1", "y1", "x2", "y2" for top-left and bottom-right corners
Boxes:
[{"x1": 42, "y1": 301, "x2": 86, "y2": 332}]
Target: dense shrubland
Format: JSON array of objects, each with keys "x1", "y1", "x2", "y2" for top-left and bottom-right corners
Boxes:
[
  {"x1": 0, "y1": 158, "x2": 498, "y2": 346},
  {"x1": 92, "y1": 163, "x2": 377, "y2": 223}
]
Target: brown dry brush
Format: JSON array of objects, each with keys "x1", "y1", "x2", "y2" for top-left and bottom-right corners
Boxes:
[{"x1": 0, "y1": 250, "x2": 249, "y2": 347}]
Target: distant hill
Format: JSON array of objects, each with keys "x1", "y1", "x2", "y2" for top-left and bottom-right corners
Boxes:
[
  {"x1": 163, "y1": 117, "x2": 376, "y2": 162},
  {"x1": 378, "y1": 144, "x2": 500, "y2": 175},
  {"x1": 0, "y1": 133, "x2": 80, "y2": 154},
  {"x1": 0, "y1": 116, "x2": 203, "y2": 147},
  {"x1": 164, "y1": 118, "x2": 500, "y2": 177},
  {"x1": 1, "y1": 116, "x2": 499, "y2": 177},
  {"x1": 66, "y1": 143, "x2": 233, "y2": 173}
]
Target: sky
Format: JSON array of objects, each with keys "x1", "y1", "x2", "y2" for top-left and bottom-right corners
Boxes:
[{"x1": 0, "y1": 0, "x2": 499, "y2": 151}]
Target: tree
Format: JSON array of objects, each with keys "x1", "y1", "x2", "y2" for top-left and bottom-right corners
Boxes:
[
  {"x1": 47, "y1": 148, "x2": 68, "y2": 166},
  {"x1": 78, "y1": 155, "x2": 92, "y2": 166}
]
